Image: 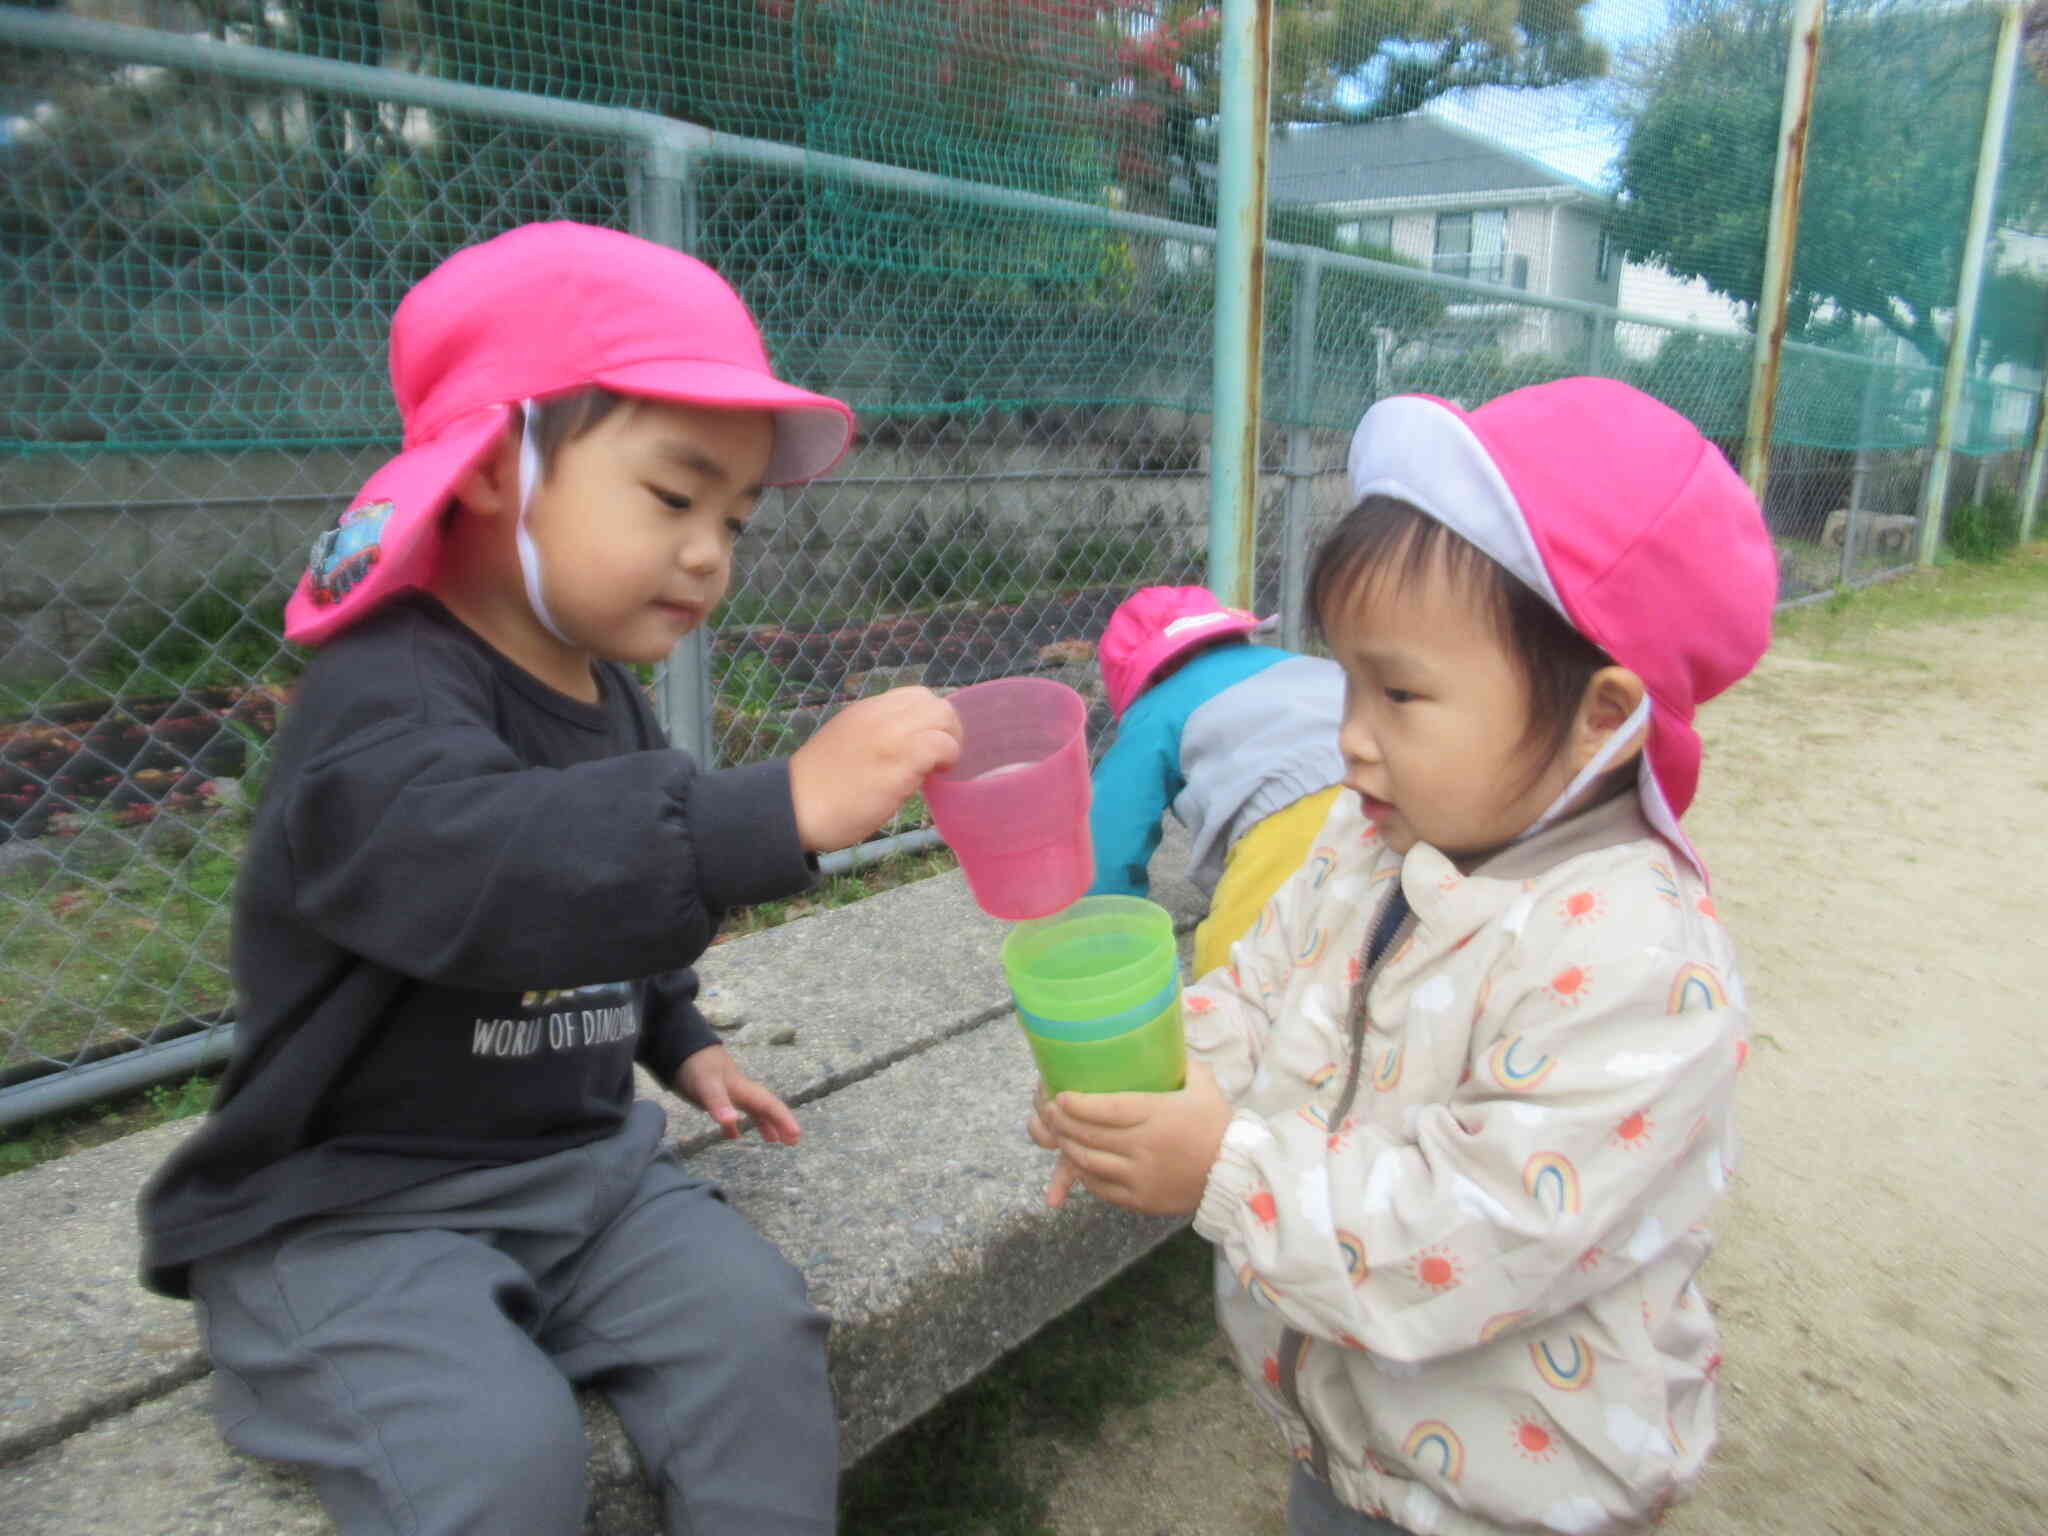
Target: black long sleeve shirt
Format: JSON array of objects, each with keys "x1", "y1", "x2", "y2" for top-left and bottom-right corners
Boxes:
[{"x1": 138, "y1": 598, "x2": 815, "y2": 1297}]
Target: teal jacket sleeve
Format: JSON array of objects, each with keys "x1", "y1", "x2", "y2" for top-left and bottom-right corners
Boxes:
[{"x1": 1087, "y1": 696, "x2": 1184, "y2": 898}]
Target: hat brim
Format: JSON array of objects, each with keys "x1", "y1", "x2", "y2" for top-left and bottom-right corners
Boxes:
[
  {"x1": 590, "y1": 358, "x2": 854, "y2": 486},
  {"x1": 284, "y1": 405, "x2": 514, "y2": 647},
  {"x1": 284, "y1": 362, "x2": 857, "y2": 647},
  {"x1": 1348, "y1": 394, "x2": 1566, "y2": 615}
]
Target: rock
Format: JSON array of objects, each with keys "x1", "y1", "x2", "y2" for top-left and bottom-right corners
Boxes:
[
  {"x1": 1821, "y1": 508, "x2": 1918, "y2": 554},
  {"x1": 842, "y1": 665, "x2": 929, "y2": 700},
  {"x1": 198, "y1": 778, "x2": 245, "y2": 808},
  {"x1": 730, "y1": 1021, "x2": 798, "y2": 1047},
  {"x1": 1036, "y1": 639, "x2": 1094, "y2": 666}
]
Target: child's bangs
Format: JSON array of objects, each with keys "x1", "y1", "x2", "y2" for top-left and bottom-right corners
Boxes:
[
  {"x1": 528, "y1": 386, "x2": 633, "y2": 468},
  {"x1": 1307, "y1": 495, "x2": 1497, "y2": 644}
]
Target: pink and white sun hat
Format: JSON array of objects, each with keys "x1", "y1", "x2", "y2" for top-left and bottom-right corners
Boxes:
[
  {"x1": 284, "y1": 221, "x2": 856, "y2": 645},
  {"x1": 1347, "y1": 377, "x2": 1777, "y2": 880},
  {"x1": 1099, "y1": 585, "x2": 1265, "y2": 719}
]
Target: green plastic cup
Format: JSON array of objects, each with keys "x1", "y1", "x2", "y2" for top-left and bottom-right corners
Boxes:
[
  {"x1": 1002, "y1": 896, "x2": 1185, "y2": 1094},
  {"x1": 1023, "y1": 993, "x2": 1186, "y2": 1096},
  {"x1": 1001, "y1": 896, "x2": 1177, "y2": 1021}
]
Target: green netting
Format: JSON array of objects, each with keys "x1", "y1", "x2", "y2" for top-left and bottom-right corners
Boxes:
[
  {"x1": 6, "y1": 2, "x2": 2041, "y2": 453},
  {"x1": 798, "y1": 1, "x2": 1121, "y2": 280},
  {"x1": 0, "y1": 44, "x2": 635, "y2": 450}
]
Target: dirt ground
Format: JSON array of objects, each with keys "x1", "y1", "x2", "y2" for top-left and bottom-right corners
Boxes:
[{"x1": 1029, "y1": 583, "x2": 2048, "y2": 1536}]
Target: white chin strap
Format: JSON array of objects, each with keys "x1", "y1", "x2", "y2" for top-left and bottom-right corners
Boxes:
[
  {"x1": 516, "y1": 400, "x2": 572, "y2": 645},
  {"x1": 1510, "y1": 697, "x2": 1653, "y2": 848}
]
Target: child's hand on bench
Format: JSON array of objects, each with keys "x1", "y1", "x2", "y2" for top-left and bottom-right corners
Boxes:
[{"x1": 676, "y1": 1043, "x2": 802, "y2": 1144}]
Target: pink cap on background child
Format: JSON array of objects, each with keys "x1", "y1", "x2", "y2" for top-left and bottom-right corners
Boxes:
[
  {"x1": 1099, "y1": 586, "x2": 1265, "y2": 719},
  {"x1": 1348, "y1": 377, "x2": 1777, "y2": 880},
  {"x1": 285, "y1": 222, "x2": 856, "y2": 646}
]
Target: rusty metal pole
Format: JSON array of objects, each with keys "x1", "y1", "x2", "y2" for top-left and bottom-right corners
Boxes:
[
  {"x1": 1920, "y1": 1, "x2": 2023, "y2": 564},
  {"x1": 1207, "y1": 0, "x2": 1274, "y2": 611},
  {"x1": 2019, "y1": 383, "x2": 2048, "y2": 542},
  {"x1": 1740, "y1": 0, "x2": 1824, "y2": 504}
]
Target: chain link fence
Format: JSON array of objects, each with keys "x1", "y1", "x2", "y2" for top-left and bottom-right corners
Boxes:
[{"x1": 2, "y1": 1, "x2": 2043, "y2": 1124}]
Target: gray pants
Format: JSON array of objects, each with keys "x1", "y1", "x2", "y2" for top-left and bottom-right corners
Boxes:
[
  {"x1": 191, "y1": 1103, "x2": 835, "y2": 1536},
  {"x1": 1288, "y1": 1464, "x2": 1414, "y2": 1536}
]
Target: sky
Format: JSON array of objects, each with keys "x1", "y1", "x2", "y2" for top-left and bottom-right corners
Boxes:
[
  {"x1": 1422, "y1": 0, "x2": 1668, "y2": 190},
  {"x1": 1420, "y1": 0, "x2": 1753, "y2": 334}
]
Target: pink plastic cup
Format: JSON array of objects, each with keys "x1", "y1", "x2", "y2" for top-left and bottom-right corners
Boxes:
[{"x1": 924, "y1": 677, "x2": 1094, "y2": 921}]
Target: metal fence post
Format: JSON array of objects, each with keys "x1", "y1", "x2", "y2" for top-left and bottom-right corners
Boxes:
[
  {"x1": 2020, "y1": 385, "x2": 2048, "y2": 543},
  {"x1": 1585, "y1": 313, "x2": 1613, "y2": 377},
  {"x1": 1920, "y1": 0, "x2": 2022, "y2": 565},
  {"x1": 1207, "y1": 0, "x2": 1274, "y2": 613},
  {"x1": 634, "y1": 124, "x2": 716, "y2": 764},
  {"x1": 1279, "y1": 254, "x2": 1322, "y2": 652},
  {"x1": 1842, "y1": 357, "x2": 1883, "y2": 585},
  {"x1": 1739, "y1": 0, "x2": 1824, "y2": 505}
]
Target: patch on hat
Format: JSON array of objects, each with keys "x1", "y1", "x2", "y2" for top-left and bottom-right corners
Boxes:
[
  {"x1": 1162, "y1": 611, "x2": 1244, "y2": 639},
  {"x1": 308, "y1": 499, "x2": 393, "y2": 607}
]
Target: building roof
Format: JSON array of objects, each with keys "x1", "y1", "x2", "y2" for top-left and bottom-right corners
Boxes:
[{"x1": 1264, "y1": 112, "x2": 1602, "y2": 209}]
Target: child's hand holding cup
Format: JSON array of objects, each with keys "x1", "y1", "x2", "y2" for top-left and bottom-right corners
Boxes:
[{"x1": 921, "y1": 677, "x2": 1095, "y2": 921}]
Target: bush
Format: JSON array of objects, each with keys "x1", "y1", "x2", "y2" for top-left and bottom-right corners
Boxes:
[
  {"x1": 1946, "y1": 485, "x2": 2022, "y2": 564},
  {"x1": 714, "y1": 653, "x2": 792, "y2": 714},
  {"x1": 1045, "y1": 532, "x2": 1160, "y2": 589},
  {"x1": 106, "y1": 569, "x2": 292, "y2": 694}
]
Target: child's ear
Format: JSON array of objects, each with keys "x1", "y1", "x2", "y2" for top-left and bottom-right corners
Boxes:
[
  {"x1": 450, "y1": 426, "x2": 522, "y2": 520},
  {"x1": 1572, "y1": 666, "x2": 1647, "y2": 773}
]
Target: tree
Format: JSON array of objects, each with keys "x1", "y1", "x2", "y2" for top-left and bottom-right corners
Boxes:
[
  {"x1": 1607, "y1": 0, "x2": 2048, "y2": 364},
  {"x1": 1110, "y1": 0, "x2": 1608, "y2": 220}
]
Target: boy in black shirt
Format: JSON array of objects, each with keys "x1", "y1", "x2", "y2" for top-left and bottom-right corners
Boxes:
[{"x1": 139, "y1": 223, "x2": 962, "y2": 1536}]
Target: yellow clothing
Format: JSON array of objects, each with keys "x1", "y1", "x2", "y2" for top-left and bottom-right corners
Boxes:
[{"x1": 1191, "y1": 785, "x2": 1343, "y2": 980}]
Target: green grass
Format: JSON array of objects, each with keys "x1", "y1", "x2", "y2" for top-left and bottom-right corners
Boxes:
[
  {"x1": 0, "y1": 574, "x2": 301, "y2": 721},
  {"x1": 0, "y1": 1072, "x2": 217, "y2": 1176},
  {"x1": 0, "y1": 813, "x2": 245, "y2": 1074},
  {"x1": 839, "y1": 1227, "x2": 1224, "y2": 1535},
  {"x1": 1774, "y1": 540, "x2": 2048, "y2": 660},
  {"x1": 715, "y1": 844, "x2": 958, "y2": 944}
]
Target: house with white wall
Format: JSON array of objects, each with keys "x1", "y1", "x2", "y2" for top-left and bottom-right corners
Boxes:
[{"x1": 1264, "y1": 112, "x2": 1620, "y2": 360}]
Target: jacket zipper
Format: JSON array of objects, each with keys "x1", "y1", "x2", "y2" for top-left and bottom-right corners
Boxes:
[{"x1": 1277, "y1": 875, "x2": 1418, "y2": 1483}]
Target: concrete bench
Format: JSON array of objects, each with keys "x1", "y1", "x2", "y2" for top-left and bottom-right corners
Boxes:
[{"x1": 0, "y1": 831, "x2": 1204, "y2": 1533}]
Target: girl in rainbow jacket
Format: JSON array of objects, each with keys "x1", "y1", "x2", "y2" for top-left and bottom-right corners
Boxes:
[{"x1": 1033, "y1": 378, "x2": 1775, "y2": 1536}]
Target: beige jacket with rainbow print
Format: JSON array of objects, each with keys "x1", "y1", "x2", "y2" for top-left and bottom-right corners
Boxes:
[{"x1": 1188, "y1": 790, "x2": 1745, "y2": 1536}]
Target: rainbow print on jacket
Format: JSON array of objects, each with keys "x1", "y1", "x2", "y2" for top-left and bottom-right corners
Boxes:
[
  {"x1": 1530, "y1": 1334, "x2": 1597, "y2": 1391},
  {"x1": 1668, "y1": 961, "x2": 1728, "y2": 1014},
  {"x1": 1403, "y1": 1420, "x2": 1465, "y2": 1482},
  {"x1": 1522, "y1": 1152, "x2": 1582, "y2": 1215},
  {"x1": 1488, "y1": 1034, "x2": 1555, "y2": 1092}
]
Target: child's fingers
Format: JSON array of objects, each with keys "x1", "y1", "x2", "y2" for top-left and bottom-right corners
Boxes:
[
  {"x1": 1038, "y1": 1098, "x2": 1135, "y2": 1157},
  {"x1": 1051, "y1": 1089, "x2": 1155, "y2": 1129},
  {"x1": 1045, "y1": 1153, "x2": 1081, "y2": 1208},
  {"x1": 731, "y1": 1077, "x2": 802, "y2": 1145},
  {"x1": 687, "y1": 1077, "x2": 741, "y2": 1134},
  {"x1": 1026, "y1": 1107, "x2": 1059, "y2": 1150},
  {"x1": 753, "y1": 1100, "x2": 801, "y2": 1144},
  {"x1": 910, "y1": 725, "x2": 962, "y2": 775},
  {"x1": 1057, "y1": 1137, "x2": 1135, "y2": 1187}
]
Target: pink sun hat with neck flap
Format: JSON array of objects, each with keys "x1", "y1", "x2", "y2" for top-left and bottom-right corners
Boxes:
[
  {"x1": 1347, "y1": 377, "x2": 1777, "y2": 882},
  {"x1": 1099, "y1": 585, "x2": 1267, "y2": 719},
  {"x1": 284, "y1": 221, "x2": 856, "y2": 646}
]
